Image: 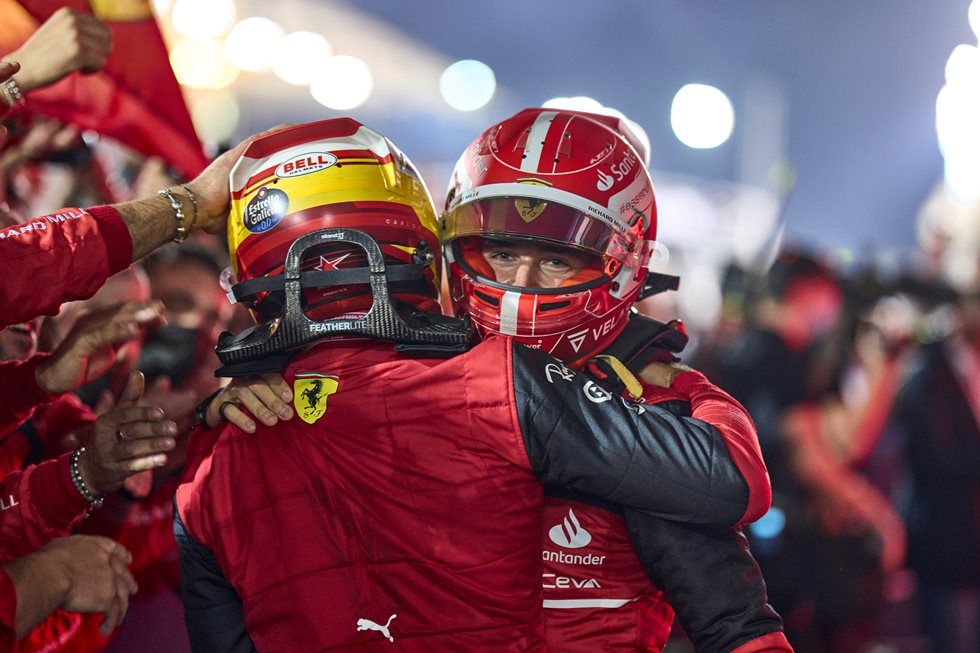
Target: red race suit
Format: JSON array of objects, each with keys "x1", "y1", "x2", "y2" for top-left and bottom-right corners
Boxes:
[
  {"x1": 0, "y1": 205, "x2": 132, "y2": 329},
  {"x1": 176, "y1": 336, "x2": 754, "y2": 652}
]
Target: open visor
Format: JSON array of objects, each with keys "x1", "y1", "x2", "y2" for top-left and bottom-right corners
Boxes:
[{"x1": 444, "y1": 197, "x2": 632, "y2": 263}]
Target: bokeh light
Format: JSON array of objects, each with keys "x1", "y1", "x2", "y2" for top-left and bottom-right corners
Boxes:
[
  {"x1": 676, "y1": 263, "x2": 723, "y2": 330},
  {"x1": 188, "y1": 91, "x2": 241, "y2": 144},
  {"x1": 970, "y1": 0, "x2": 980, "y2": 41},
  {"x1": 225, "y1": 17, "x2": 285, "y2": 73},
  {"x1": 170, "y1": 39, "x2": 239, "y2": 89},
  {"x1": 750, "y1": 507, "x2": 786, "y2": 540},
  {"x1": 272, "y1": 32, "x2": 332, "y2": 86},
  {"x1": 171, "y1": 0, "x2": 236, "y2": 39},
  {"x1": 439, "y1": 60, "x2": 496, "y2": 111},
  {"x1": 542, "y1": 96, "x2": 604, "y2": 113},
  {"x1": 310, "y1": 56, "x2": 374, "y2": 110},
  {"x1": 945, "y1": 44, "x2": 980, "y2": 87},
  {"x1": 670, "y1": 83, "x2": 735, "y2": 149}
]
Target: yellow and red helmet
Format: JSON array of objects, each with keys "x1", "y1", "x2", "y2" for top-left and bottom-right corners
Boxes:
[{"x1": 228, "y1": 118, "x2": 442, "y2": 323}]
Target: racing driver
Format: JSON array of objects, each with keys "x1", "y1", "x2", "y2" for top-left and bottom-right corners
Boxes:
[
  {"x1": 436, "y1": 107, "x2": 792, "y2": 653},
  {"x1": 174, "y1": 119, "x2": 765, "y2": 652}
]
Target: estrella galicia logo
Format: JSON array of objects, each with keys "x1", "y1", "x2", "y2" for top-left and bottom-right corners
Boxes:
[{"x1": 244, "y1": 186, "x2": 289, "y2": 234}]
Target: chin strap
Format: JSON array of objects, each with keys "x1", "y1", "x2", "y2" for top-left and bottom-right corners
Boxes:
[{"x1": 638, "y1": 272, "x2": 681, "y2": 300}]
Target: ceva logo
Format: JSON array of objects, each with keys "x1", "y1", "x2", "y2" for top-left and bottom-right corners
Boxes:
[
  {"x1": 549, "y1": 508, "x2": 592, "y2": 549},
  {"x1": 275, "y1": 152, "x2": 338, "y2": 178}
]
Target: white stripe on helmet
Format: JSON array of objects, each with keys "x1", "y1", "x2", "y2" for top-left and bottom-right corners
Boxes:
[
  {"x1": 519, "y1": 111, "x2": 558, "y2": 173},
  {"x1": 499, "y1": 291, "x2": 521, "y2": 335}
]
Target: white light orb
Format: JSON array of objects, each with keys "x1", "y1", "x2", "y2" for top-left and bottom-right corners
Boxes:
[
  {"x1": 970, "y1": 0, "x2": 980, "y2": 41},
  {"x1": 542, "y1": 96, "x2": 604, "y2": 113},
  {"x1": 945, "y1": 44, "x2": 980, "y2": 87},
  {"x1": 936, "y1": 83, "x2": 980, "y2": 157},
  {"x1": 225, "y1": 18, "x2": 285, "y2": 73},
  {"x1": 171, "y1": 0, "x2": 236, "y2": 39},
  {"x1": 272, "y1": 32, "x2": 332, "y2": 86},
  {"x1": 676, "y1": 263, "x2": 723, "y2": 330},
  {"x1": 944, "y1": 152, "x2": 980, "y2": 202},
  {"x1": 170, "y1": 39, "x2": 239, "y2": 89},
  {"x1": 188, "y1": 91, "x2": 241, "y2": 144},
  {"x1": 439, "y1": 60, "x2": 496, "y2": 111},
  {"x1": 670, "y1": 83, "x2": 735, "y2": 149},
  {"x1": 310, "y1": 56, "x2": 374, "y2": 110}
]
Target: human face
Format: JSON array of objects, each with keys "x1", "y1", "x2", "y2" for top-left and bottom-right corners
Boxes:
[
  {"x1": 480, "y1": 239, "x2": 598, "y2": 289},
  {"x1": 150, "y1": 260, "x2": 231, "y2": 339}
]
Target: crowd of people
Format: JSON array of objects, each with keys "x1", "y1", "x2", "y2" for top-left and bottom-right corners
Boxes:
[{"x1": 0, "y1": 7, "x2": 976, "y2": 653}]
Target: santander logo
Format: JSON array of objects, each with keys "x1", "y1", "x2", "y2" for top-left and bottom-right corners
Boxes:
[
  {"x1": 275, "y1": 151, "x2": 338, "y2": 178},
  {"x1": 596, "y1": 169, "x2": 615, "y2": 192},
  {"x1": 549, "y1": 508, "x2": 592, "y2": 549}
]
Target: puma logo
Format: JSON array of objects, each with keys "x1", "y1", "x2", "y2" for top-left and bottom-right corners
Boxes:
[{"x1": 356, "y1": 614, "x2": 397, "y2": 643}]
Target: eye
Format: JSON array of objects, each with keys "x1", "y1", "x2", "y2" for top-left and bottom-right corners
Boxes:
[
  {"x1": 541, "y1": 257, "x2": 574, "y2": 272},
  {"x1": 487, "y1": 250, "x2": 517, "y2": 264}
]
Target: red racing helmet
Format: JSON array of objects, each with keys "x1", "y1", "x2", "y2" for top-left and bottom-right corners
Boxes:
[{"x1": 442, "y1": 107, "x2": 662, "y2": 363}]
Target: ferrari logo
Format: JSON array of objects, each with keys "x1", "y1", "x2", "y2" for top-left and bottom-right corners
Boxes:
[
  {"x1": 293, "y1": 373, "x2": 339, "y2": 425},
  {"x1": 515, "y1": 178, "x2": 551, "y2": 223},
  {"x1": 515, "y1": 198, "x2": 548, "y2": 223}
]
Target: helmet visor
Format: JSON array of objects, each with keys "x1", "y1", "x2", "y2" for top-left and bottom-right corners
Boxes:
[
  {"x1": 443, "y1": 197, "x2": 632, "y2": 263},
  {"x1": 454, "y1": 235, "x2": 608, "y2": 290}
]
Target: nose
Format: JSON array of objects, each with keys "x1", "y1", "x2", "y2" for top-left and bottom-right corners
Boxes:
[{"x1": 512, "y1": 261, "x2": 538, "y2": 288}]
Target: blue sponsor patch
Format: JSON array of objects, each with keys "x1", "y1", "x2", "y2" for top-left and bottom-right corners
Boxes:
[{"x1": 244, "y1": 187, "x2": 289, "y2": 234}]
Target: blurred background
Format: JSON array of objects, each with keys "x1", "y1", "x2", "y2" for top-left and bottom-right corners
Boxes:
[
  {"x1": 150, "y1": 0, "x2": 980, "y2": 335},
  {"x1": 2, "y1": 1, "x2": 979, "y2": 652}
]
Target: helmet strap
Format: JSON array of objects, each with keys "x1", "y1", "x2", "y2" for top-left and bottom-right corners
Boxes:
[{"x1": 215, "y1": 227, "x2": 471, "y2": 376}]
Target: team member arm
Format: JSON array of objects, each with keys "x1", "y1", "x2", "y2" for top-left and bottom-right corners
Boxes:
[
  {"x1": 0, "y1": 371, "x2": 176, "y2": 562},
  {"x1": 512, "y1": 343, "x2": 753, "y2": 526},
  {"x1": 626, "y1": 514, "x2": 791, "y2": 652},
  {"x1": 0, "y1": 127, "x2": 284, "y2": 328},
  {"x1": 618, "y1": 392, "x2": 789, "y2": 652},
  {"x1": 1, "y1": 535, "x2": 137, "y2": 644}
]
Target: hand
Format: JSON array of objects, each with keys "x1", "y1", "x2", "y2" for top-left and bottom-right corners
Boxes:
[
  {"x1": 0, "y1": 60, "x2": 18, "y2": 84},
  {"x1": 35, "y1": 300, "x2": 165, "y2": 396},
  {"x1": 0, "y1": 61, "x2": 18, "y2": 144},
  {"x1": 4, "y1": 535, "x2": 136, "y2": 637},
  {"x1": 140, "y1": 376, "x2": 200, "y2": 473},
  {"x1": 12, "y1": 118, "x2": 81, "y2": 161},
  {"x1": 142, "y1": 375, "x2": 200, "y2": 429},
  {"x1": 638, "y1": 361, "x2": 692, "y2": 389},
  {"x1": 8, "y1": 7, "x2": 112, "y2": 93},
  {"x1": 206, "y1": 373, "x2": 293, "y2": 433},
  {"x1": 76, "y1": 371, "x2": 177, "y2": 495},
  {"x1": 185, "y1": 124, "x2": 291, "y2": 234}
]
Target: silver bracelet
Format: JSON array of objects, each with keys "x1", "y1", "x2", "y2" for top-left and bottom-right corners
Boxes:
[
  {"x1": 0, "y1": 78, "x2": 24, "y2": 109},
  {"x1": 69, "y1": 447, "x2": 104, "y2": 510},
  {"x1": 159, "y1": 187, "x2": 189, "y2": 243},
  {"x1": 178, "y1": 183, "x2": 199, "y2": 232}
]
